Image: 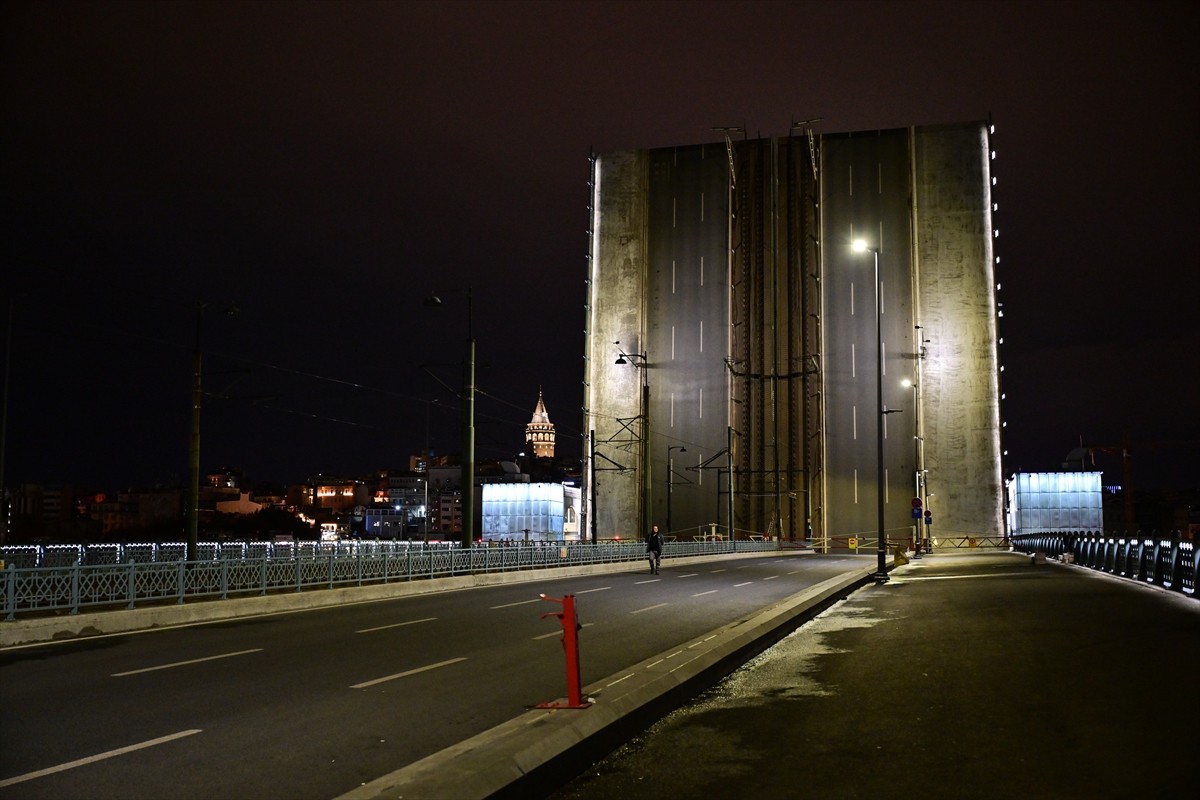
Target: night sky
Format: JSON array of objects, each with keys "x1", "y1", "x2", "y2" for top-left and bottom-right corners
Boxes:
[{"x1": 2, "y1": 0, "x2": 1196, "y2": 494}]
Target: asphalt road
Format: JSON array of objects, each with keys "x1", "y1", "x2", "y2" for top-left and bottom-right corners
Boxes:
[{"x1": 0, "y1": 551, "x2": 872, "y2": 799}]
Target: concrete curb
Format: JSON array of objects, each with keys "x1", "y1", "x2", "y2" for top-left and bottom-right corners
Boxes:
[
  {"x1": 335, "y1": 565, "x2": 873, "y2": 800},
  {"x1": 1, "y1": 549, "x2": 799, "y2": 648}
]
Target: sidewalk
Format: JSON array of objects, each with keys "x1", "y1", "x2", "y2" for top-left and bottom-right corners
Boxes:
[{"x1": 549, "y1": 551, "x2": 1200, "y2": 800}]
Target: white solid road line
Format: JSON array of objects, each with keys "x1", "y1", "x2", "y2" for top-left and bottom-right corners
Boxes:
[
  {"x1": 356, "y1": 617, "x2": 437, "y2": 633},
  {"x1": 350, "y1": 657, "x2": 467, "y2": 689},
  {"x1": 575, "y1": 586, "x2": 612, "y2": 594},
  {"x1": 692, "y1": 590, "x2": 718, "y2": 597},
  {"x1": 631, "y1": 603, "x2": 668, "y2": 615},
  {"x1": 634, "y1": 578, "x2": 661, "y2": 585},
  {"x1": 533, "y1": 622, "x2": 595, "y2": 640},
  {"x1": 490, "y1": 598, "x2": 543, "y2": 609},
  {"x1": 0, "y1": 729, "x2": 202, "y2": 788},
  {"x1": 734, "y1": 581, "x2": 753, "y2": 587},
  {"x1": 111, "y1": 649, "x2": 263, "y2": 677}
]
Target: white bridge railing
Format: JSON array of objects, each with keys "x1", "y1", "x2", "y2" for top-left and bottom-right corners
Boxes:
[{"x1": 1, "y1": 539, "x2": 780, "y2": 621}]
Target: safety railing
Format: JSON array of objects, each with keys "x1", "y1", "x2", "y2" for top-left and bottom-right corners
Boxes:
[
  {"x1": 1009, "y1": 531, "x2": 1196, "y2": 599},
  {"x1": 1, "y1": 538, "x2": 779, "y2": 620}
]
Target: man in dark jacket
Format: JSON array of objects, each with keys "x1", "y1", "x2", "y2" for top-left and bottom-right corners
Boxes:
[{"x1": 646, "y1": 525, "x2": 663, "y2": 574}]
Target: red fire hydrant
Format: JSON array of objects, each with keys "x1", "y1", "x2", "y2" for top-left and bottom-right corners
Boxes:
[{"x1": 535, "y1": 593, "x2": 591, "y2": 709}]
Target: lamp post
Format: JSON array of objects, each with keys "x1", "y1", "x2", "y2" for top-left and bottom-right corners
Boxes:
[
  {"x1": 852, "y1": 240, "x2": 889, "y2": 583},
  {"x1": 902, "y1": 377, "x2": 924, "y2": 559},
  {"x1": 424, "y1": 289, "x2": 475, "y2": 549},
  {"x1": 666, "y1": 445, "x2": 686, "y2": 535},
  {"x1": 615, "y1": 347, "x2": 649, "y2": 537},
  {"x1": 186, "y1": 301, "x2": 237, "y2": 563},
  {"x1": 0, "y1": 297, "x2": 12, "y2": 547}
]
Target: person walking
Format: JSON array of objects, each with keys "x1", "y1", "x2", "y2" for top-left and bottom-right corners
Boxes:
[{"x1": 646, "y1": 524, "x2": 664, "y2": 574}]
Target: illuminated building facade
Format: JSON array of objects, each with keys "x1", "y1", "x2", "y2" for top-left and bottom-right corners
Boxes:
[
  {"x1": 290, "y1": 476, "x2": 367, "y2": 512},
  {"x1": 1006, "y1": 472, "x2": 1103, "y2": 536},
  {"x1": 583, "y1": 121, "x2": 1005, "y2": 547}
]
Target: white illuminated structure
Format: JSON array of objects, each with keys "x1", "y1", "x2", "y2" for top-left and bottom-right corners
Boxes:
[
  {"x1": 481, "y1": 482, "x2": 581, "y2": 542},
  {"x1": 1006, "y1": 472, "x2": 1103, "y2": 536}
]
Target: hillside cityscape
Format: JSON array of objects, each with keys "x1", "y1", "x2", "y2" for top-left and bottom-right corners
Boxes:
[{"x1": 3, "y1": 392, "x2": 582, "y2": 546}]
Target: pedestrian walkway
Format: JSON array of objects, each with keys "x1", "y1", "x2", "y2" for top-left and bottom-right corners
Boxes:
[{"x1": 549, "y1": 551, "x2": 1200, "y2": 800}]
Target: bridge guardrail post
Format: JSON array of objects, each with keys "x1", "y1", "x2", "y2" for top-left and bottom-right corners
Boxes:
[
  {"x1": 1166, "y1": 534, "x2": 1181, "y2": 592},
  {"x1": 1190, "y1": 540, "x2": 1199, "y2": 597},
  {"x1": 71, "y1": 563, "x2": 81, "y2": 615},
  {"x1": 127, "y1": 560, "x2": 137, "y2": 610},
  {"x1": 1151, "y1": 536, "x2": 1164, "y2": 586},
  {"x1": 4, "y1": 563, "x2": 15, "y2": 621}
]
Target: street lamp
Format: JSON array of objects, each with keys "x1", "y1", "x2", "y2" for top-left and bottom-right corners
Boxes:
[
  {"x1": 666, "y1": 445, "x2": 686, "y2": 535},
  {"x1": 852, "y1": 239, "x2": 889, "y2": 583},
  {"x1": 424, "y1": 289, "x2": 475, "y2": 549}
]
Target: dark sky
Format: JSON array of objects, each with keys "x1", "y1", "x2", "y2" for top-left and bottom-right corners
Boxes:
[{"x1": 2, "y1": 0, "x2": 1197, "y2": 493}]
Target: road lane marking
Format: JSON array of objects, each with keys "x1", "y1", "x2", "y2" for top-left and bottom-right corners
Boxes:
[
  {"x1": 631, "y1": 603, "x2": 668, "y2": 615},
  {"x1": 112, "y1": 649, "x2": 262, "y2": 677},
  {"x1": 357, "y1": 617, "x2": 437, "y2": 633},
  {"x1": 575, "y1": 586, "x2": 611, "y2": 594},
  {"x1": 634, "y1": 578, "x2": 661, "y2": 585},
  {"x1": 648, "y1": 649, "x2": 685, "y2": 668},
  {"x1": 709, "y1": 569, "x2": 727, "y2": 573},
  {"x1": 893, "y1": 573, "x2": 1041, "y2": 582},
  {"x1": 490, "y1": 598, "x2": 542, "y2": 609},
  {"x1": 734, "y1": 581, "x2": 753, "y2": 587},
  {"x1": 692, "y1": 590, "x2": 718, "y2": 597},
  {"x1": 787, "y1": 570, "x2": 800, "y2": 575},
  {"x1": 607, "y1": 674, "x2": 635, "y2": 687},
  {"x1": 0, "y1": 729, "x2": 202, "y2": 788},
  {"x1": 677, "y1": 573, "x2": 698, "y2": 578},
  {"x1": 764, "y1": 575, "x2": 779, "y2": 581},
  {"x1": 534, "y1": 623, "x2": 595, "y2": 640},
  {"x1": 350, "y1": 657, "x2": 467, "y2": 689}
]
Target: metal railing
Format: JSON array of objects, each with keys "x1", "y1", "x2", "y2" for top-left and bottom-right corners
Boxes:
[
  {"x1": 1, "y1": 539, "x2": 779, "y2": 620},
  {"x1": 1009, "y1": 531, "x2": 1196, "y2": 598}
]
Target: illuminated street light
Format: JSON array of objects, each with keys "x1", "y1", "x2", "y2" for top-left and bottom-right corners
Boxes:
[{"x1": 852, "y1": 239, "x2": 889, "y2": 583}]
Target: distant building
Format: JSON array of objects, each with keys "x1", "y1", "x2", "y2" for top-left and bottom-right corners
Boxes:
[
  {"x1": 215, "y1": 492, "x2": 263, "y2": 515},
  {"x1": 525, "y1": 390, "x2": 556, "y2": 458},
  {"x1": 288, "y1": 476, "x2": 367, "y2": 512},
  {"x1": 481, "y1": 482, "x2": 582, "y2": 542},
  {"x1": 429, "y1": 491, "x2": 462, "y2": 537},
  {"x1": 82, "y1": 487, "x2": 181, "y2": 536},
  {"x1": 1006, "y1": 472, "x2": 1103, "y2": 536},
  {"x1": 206, "y1": 468, "x2": 244, "y2": 489}
]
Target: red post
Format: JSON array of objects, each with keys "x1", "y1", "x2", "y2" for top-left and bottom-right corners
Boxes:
[{"x1": 535, "y1": 593, "x2": 591, "y2": 709}]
